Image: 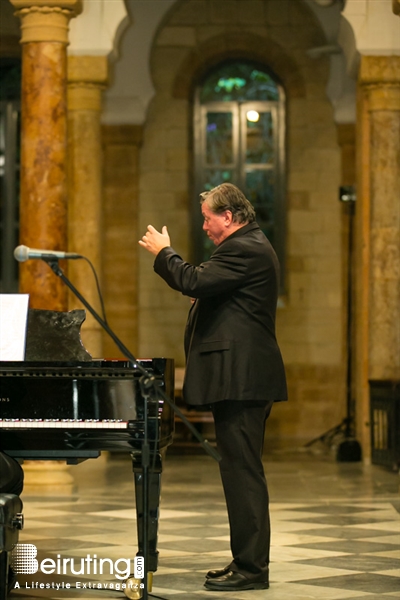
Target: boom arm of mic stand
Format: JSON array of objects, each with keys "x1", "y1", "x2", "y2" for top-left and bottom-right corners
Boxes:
[
  {"x1": 45, "y1": 259, "x2": 222, "y2": 462},
  {"x1": 46, "y1": 260, "x2": 140, "y2": 370}
]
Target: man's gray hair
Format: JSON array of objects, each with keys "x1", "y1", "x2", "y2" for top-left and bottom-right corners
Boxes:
[{"x1": 200, "y1": 183, "x2": 256, "y2": 224}]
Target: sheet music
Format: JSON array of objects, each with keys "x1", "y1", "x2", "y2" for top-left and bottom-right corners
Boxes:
[{"x1": 0, "y1": 294, "x2": 29, "y2": 361}]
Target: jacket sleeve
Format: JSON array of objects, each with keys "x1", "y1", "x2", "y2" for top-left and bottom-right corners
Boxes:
[{"x1": 153, "y1": 244, "x2": 248, "y2": 298}]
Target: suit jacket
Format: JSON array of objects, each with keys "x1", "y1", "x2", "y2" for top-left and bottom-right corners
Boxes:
[{"x1": 154, "y1": 222, "x2": 287, "y2": 406}]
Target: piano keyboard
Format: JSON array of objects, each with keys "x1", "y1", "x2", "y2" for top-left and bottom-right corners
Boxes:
[{"x1": 0, "y1": 419, "x2": 128, "y2": 429}]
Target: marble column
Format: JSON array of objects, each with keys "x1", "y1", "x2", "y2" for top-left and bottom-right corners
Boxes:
[
  {"x1": 355, "y1": 56, "x2": 400, "y2": 458},
  {"x1": 362, "y1": 57, "x2": 400, "y2": 380},
  {"x1": 10, "y1": 0, "x2": 82, "y2": 491},
  {"x1": 11, "y1": 0, "x2": 82, "y2": 310},
  {"x1": 67, "y1": 56, "x2": 108, "y2": 357}
]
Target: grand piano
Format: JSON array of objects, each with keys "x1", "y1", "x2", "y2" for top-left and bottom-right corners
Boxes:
[{"x1": 0, "y1": 308, "x2": 174, "y2": 575}]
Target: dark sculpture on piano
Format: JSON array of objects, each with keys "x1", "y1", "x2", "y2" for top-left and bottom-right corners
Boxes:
[{"x1": 0, "y1": 309, "x2": 174, "y2": 577}]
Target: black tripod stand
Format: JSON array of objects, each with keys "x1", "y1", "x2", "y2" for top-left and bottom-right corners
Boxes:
[{"x1": 305, "y1": 187, "x2": 361, "y2": 461}]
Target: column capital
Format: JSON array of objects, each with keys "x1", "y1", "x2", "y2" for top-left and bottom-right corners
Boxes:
[
  {"x1": 68, "y1": 55, "x2": 108, "y2": 85},
  {"x1": 10, "y1": 0, "x2": 82, "y2": 44},
  {"x1": 367, "y1": 85, "x2": 400, "y2": 112},
  {"x1": 359, "y1": 55, "x2": 400, "y2": 85},
  {"x1": 359, "y1": 56, "x2": 400, "y2": 111},
  {"x1": 67, "y1": 55, "x2": 108, "y2": 111},
  {"x1": 10, "y1": 0, "x2": 82, "y2": 13}
]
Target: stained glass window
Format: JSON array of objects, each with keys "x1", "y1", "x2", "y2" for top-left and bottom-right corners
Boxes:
[
  {"x1": 200, "y1": 63, "x2": 279, "y2": 103},
  {"x1": 194, "y1": 61, "x2": 286, "y2": 289}
]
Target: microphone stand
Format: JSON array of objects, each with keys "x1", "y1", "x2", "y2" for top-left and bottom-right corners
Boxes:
[{"x1": 44, "y1": 259, "x2": 221, "y2": 600}]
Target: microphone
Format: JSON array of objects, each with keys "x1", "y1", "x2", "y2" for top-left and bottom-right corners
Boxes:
[{"x1": 14, "y1": 245, "x2": 82, "y2": 262}]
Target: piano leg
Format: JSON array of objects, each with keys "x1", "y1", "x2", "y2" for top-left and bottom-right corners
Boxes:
[
  {"x1": 0, "y1": 550, "x2": 8, "y2": 600},
  {"x1": 132, "y1": 452, "x2": 162, "y2": 573}
]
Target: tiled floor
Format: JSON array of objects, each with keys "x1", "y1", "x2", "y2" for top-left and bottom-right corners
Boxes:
[{"x1": 9, "y1": 445, "x2": 400, "y2": 600}]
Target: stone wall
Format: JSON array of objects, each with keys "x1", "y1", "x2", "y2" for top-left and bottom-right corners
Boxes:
[
  {"x1": 101, "y1": 125, "x2": 142, "y2": 359},
  {"x1": 135, "y1": 0, "x2": 345, "y2": 442}
]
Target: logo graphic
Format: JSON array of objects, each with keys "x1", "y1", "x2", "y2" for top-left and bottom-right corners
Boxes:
[
  {"x1": 10, "y1": 544, "x2": 144, "y2": 582},
  {"x1": 134, "y1": 556, "x2": 144, "y2": 579},
  {"x1": 11, "y1": 544, "x2": 38, "y2": 574}
]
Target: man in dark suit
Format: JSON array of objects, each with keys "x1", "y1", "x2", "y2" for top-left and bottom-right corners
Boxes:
[{"x1": 139, "y1": 183, "x2": 287, "y2": 591}]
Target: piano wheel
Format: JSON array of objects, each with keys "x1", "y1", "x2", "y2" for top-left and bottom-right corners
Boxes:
[{"x1": 124, "y1": 572, "x2": 153, "y2": 599}]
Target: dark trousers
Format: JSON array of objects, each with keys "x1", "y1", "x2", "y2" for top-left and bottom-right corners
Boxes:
[{"x1": 212, "y1": 399, "x2": 274, "y2": 579}]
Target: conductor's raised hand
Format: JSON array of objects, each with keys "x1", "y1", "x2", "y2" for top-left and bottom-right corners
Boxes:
[{"x1": 139, "y1": 225, "x2": 171, "y2": 256}]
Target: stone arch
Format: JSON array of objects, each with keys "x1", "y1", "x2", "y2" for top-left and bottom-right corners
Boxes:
[
  {"x1": 149, "y1": 0, "x2": 329, "y2": 103},
  {"x1": 172, "y1": 32, "x2": 307, "y2": 101}
]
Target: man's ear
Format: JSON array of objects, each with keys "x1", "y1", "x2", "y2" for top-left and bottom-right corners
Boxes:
[{"x1": 224, "y1": 210, "x2": 233, "y2": 226}]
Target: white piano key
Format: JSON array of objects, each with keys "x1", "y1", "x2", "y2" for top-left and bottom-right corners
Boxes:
[{"x1": 0, "y1": 419, "x2": 128, "y2": 429}]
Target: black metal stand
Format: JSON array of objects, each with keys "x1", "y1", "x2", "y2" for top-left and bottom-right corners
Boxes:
[
  {"x1": 45, "y1": 259, "x2": 221, "y2": 600},
  {"x1": 305, "y1": 192, "x2": 361, "y2": 461}
]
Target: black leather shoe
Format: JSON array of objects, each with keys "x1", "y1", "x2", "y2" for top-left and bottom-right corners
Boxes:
[
  {"x1": 204, "y1": 570, "x2": 269, "y2": 591},
  {"x1": 205, "y1": 565, "x2": 231, "y2": 579}
]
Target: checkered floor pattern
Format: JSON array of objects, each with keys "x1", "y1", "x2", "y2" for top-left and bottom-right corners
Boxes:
[{"x1": 9, "y1": 451, "x2": 400, "y2": 600}]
